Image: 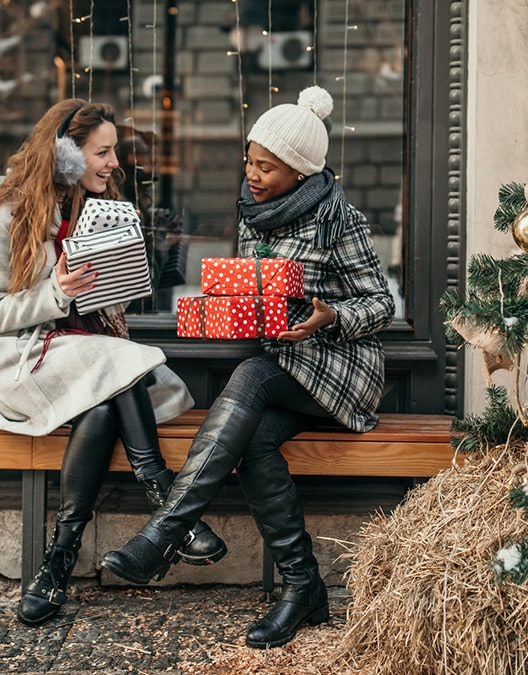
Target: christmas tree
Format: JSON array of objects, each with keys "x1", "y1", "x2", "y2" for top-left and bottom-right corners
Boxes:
[{"x1": 441, "y1": 181, "x2": 528, "y2": 582}]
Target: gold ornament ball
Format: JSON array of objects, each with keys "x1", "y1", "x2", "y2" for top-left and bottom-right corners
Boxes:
[{"x1": 512, "y1": 209, "x2": 528, "y2": 251}]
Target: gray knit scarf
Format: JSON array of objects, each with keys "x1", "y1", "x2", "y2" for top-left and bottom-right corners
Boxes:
[{"x1": 238, "y1": 168, "x2": 350, "y2": 249}]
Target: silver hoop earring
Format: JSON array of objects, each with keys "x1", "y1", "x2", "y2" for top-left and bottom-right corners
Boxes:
[{"x1": 297, "y1": 174, "x2": 305, "y2": 182}]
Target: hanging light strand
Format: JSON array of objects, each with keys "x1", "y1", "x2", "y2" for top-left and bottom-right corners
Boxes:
[
  {"x1": 87, "y1": 0, "x2": 94, "y2": 101},
  {"x1": 232, "y1": 0, "x2": 246, "y2": 158},
  {"x1": 149, "y1": 0, "x2": 158, "y2": 285},
  {"x1": 267, "y1": 0, "x2": 272, "y2": 107},
  {"x1": 124, "y1": 1, "x2": 139, "y2": 209},
  {"x1": 312, "y1": 0, "x2": 318, "y2": 85},
  {"x1": 69, "y1": 0, "x2": 76, "y2": 96},
  {"x1": 339, "y1": 0, "x2": 350, "y2": 181}
]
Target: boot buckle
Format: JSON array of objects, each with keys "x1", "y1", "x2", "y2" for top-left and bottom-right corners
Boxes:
[
  {"x1": 163, "y1": 544, "x2": 181, "y2": 563},
  {"x1": 181, "y1": 529, "x2": 196, "y2": 548},
  {"x1": 48, "y1": 588, "x2": 65, "y2": 606}
]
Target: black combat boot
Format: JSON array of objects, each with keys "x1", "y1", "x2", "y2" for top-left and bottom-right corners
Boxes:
[
  {"x1": 100, "y1": 398, "x2": 261, "y2": 584},
  {"x1": 237, "y1": 452, "x2": 329, "y2": 648},
  {"x1": 17, "y1": 523, "x2": 84, "y2": 626}
]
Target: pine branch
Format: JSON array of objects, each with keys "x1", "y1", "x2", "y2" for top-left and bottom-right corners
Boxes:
[
  {"x1": 467, "y1": 254, "x2": 528, "y2": 297},
  {"x1": 494, "y1": 182, "x2": 527, "y2": 233},
  {"x1": 510, "y1": 483, "x2": 528, "y2": 512},
  {"x1": 450, "y1": 386, "x2": 528, "y2": 452}
]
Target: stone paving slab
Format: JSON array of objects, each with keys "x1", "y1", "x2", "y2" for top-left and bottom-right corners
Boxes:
[{"x1": 0, "y1": 578, "x2": 349, "y2": 674}]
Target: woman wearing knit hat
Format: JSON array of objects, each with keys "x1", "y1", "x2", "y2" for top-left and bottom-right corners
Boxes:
[{"x1": 101, "y1": 86, "x2": 395, "y2": 648}]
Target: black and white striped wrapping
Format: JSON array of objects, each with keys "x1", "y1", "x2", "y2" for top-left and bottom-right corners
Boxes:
[{"x1": 62, "y1": 223, "x2": 152, "y2": 315}]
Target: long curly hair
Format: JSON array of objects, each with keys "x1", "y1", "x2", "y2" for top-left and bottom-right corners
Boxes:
[{"x1": 0, "y1": 99, "x2": 121, "y2": 293}]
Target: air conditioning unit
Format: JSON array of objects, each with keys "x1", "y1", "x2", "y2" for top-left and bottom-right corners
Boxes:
[
  {"x1": 256, "y1": 31, "x2": 313, "y2": 71},
  {"x1": 79, "y1": 36, "x2": 128, "y2": 71}
]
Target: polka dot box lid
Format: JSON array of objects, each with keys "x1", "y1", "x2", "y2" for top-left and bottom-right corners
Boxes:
[
  {"x1": 177, "y1": 295, "x2": 288, "y2": 339},
  {"x1": 201, "y1": 257, "x2": 304, "y2": 298}
]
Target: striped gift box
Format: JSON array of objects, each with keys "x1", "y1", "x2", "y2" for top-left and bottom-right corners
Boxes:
[{"x1": 62, "y1": 223, "x2": 152, "y2": 315}]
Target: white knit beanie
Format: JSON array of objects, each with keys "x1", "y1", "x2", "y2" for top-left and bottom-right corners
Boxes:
[{"x1": 247, "y1": 86, "x2": 333, "y2": 176}]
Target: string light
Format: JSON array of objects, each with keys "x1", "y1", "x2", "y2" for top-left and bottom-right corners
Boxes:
[
  {"x1": 125, "y1": 0, "x2": 139, "y2": 210},
  {"x1": 312, "y1": 0, "x2": 318, "y2": 84},
  {"x1": 149, "y1": 0, "x2": 159, "y2": 300},
  {"x1": 232, "y1": 0, "x2": 246, "y2": 158},
  {"x1": 68, "y1": 0, "x2": 76, "y2": 96},
  {"x1": 339, "y1": 0, "x2": 351, "y2": 182},
  {"x1": 267, "y1": 0, "x2": 272, "y2": 107},
  {"x1": 87, "y1": 0, "x2": 94, "y2": 101}
]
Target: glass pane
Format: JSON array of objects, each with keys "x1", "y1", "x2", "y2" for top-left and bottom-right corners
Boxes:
[
  {"x1": 0, "y1": 0, "x2": 406, "y2": 319},
  {"x1": 123, "y1": 0, "x2": 407, "y2": 318}
]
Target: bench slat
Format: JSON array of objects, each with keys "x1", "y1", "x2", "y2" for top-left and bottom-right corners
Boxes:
[
  {"x1": 2, "y1": 412, "x2": 456, "y2": 477},
  {"x1": 0, "y1": 433, "x2": 32, "y2": 469}
]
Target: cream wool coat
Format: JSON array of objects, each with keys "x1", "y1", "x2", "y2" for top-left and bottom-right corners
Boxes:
[{"x1": 0, "y1": 204, "x2": 194, "y2": 436}]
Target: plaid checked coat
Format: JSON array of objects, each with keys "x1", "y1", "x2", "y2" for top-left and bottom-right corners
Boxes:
[{"x1": 238, "y1": 206, "x2": 395, "y2": 431}]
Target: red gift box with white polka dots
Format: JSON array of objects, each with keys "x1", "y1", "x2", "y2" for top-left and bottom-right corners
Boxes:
[
  {"x1": 177, "y1": 295, "x2": 288, "y2": 339},
  {"x1": 200, "y1": 257, "x2": 304, "y2": 298}
]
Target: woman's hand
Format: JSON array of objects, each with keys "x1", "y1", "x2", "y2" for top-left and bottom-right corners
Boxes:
[
  {"x1": 54, "y1": 252, "x2": 98, "y2": 297},
  {"x1": 277, "y1": 297, "x2": 336, "y2": 342}
]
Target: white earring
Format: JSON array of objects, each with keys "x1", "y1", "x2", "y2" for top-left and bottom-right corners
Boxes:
[{"x1": 297, "y1": 174, "x2": 305, "y2": 182}]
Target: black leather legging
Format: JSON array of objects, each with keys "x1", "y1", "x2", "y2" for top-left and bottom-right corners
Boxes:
[{"x1": 58, "y1": 378, "x2": 166, "y2": 527}]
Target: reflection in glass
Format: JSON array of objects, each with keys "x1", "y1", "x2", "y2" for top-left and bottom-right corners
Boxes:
[{"x1": 0, "y1": 0, "x2": 407, "y2": 320}]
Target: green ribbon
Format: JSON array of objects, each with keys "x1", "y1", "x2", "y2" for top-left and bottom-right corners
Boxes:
[
  {"x1": 253, "y1": 244, "x2": 278, "y2": 294},
  {"x1": 253, "y1": 243, "x2": 278, "y2": 259}
]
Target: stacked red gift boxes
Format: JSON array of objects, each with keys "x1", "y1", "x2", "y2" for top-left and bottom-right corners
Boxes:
[{"x1": 177, "y1": 256, "x2": 305, "y2": 339}]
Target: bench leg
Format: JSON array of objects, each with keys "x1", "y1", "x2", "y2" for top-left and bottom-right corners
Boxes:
[
  {"x1": 21, "y1": 470, "x2": 48, "y2": 590},
  {"x1": 262, "y1": 542, "x2": 275, "y2": 602}
]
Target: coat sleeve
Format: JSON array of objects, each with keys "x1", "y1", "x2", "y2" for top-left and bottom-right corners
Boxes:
[
  {"x1": 328, "y1": 208, "x2": 395, "y2": 342},
  {"x1": 0, "y1": 209, "x2": 72, "y2": 334}
]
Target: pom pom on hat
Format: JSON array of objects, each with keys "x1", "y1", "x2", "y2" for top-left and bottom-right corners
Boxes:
[
  {"x1": 297, "y1": 86, "x2": 334, "y2": 120},
  {"x1": 247, "y1": 86, "x2": 333, "y2": 176}
]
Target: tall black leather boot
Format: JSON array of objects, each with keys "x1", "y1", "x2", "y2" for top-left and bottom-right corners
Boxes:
[
  {"x1": 18, "y1": 403, "x2": 118, "y2": 627},
  {"x1": 237, "y1": 452, "x2": 329, "y2": 648},
  {"x1": 113, "y1": 379, "x2": 227, "y2": 567},
  {"x1": 101, "y1": 398, "x2": 261, "y2": 584},
  {"x1": 142, "y1": 468, "x2": 227, "y2": 566}
]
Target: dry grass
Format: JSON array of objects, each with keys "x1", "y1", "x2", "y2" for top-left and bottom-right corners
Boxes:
[{"x1": 320, "y1": 444, "x2": 528, "y2": 674}]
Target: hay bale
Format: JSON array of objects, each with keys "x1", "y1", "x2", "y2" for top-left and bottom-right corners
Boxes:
[{"x1": 325, "y1": 445, "x2": 528, "y2": 674}]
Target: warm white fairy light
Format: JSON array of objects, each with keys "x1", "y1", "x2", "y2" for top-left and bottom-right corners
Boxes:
[
  {"x1": 69, "y1": 0, "x2": 76, "y2": 95},
  {"x1": 312, "y1": 0, "x2": 318, "y2": 84},
  {"x1": 146, "y1": 0, "x2": 158, "y2": 306},
  {"x1": 124, "y1": 0, "x2": 139, "y2": 209},
  {"x1": 267, "y1": 0, "x2": 272, "y2": 107},
  {"x1": 232, "y1": 0, "x2": 246, "y2": 158},
  {"x1": 339, "y1": 0, "x2": 351, "y2": 181},
  {"x1": 87, "y1": 0, "x2": 94, "y2": 101}
]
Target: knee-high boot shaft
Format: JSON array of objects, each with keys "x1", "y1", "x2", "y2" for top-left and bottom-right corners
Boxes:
[
  {"x1": 237, "y1": 452, "x2": 329, "y2": 649},
  {"x1": 141, "y1": 398, "x2": 261, "y2": 555},
  {"x1": 100, "y1": 398, "x2": 261, "y2": 583},
  {"x1": 113, "y1": 378, "x2": 227, "y2": 567},
  {"x1": 237, "y1": 452, "x2": 318, "y2": 586}
]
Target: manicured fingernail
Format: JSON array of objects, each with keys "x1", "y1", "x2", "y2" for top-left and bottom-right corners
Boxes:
[{"x1": 87, "y1": 262, "x2": 92, "y2": 268}]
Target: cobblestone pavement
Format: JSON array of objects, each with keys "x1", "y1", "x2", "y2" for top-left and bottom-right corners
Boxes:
[{"x1": 0, "y1": 578, "x2": 349, "y2": 674}]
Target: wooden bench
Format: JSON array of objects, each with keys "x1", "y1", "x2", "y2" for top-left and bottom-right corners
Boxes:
[{"x1": 0, "y1": 411, "x2": 456, "y2": 591}]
